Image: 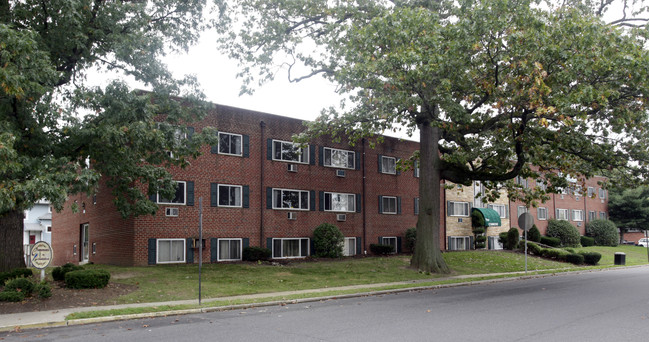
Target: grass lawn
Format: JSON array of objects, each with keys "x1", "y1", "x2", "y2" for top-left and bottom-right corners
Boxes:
[{"x1": 571, "y1": 244, "x2": 649, "y2": 266}]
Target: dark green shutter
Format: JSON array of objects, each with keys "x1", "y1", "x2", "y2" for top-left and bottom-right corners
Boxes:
[
  {"x1": 447, "y1": 201, "x2": 452, "y2": 216},
  {"x1": 267, "y1": 138, "x2": 272, "y2": 160},
  {"x1": 447, "y1": 237, "x2": 452, "y2": 250},
  {"x1": 243, "y1": 135, "x2": 250, "y2": 158},
  {"x1": 186, "y1": 181, "x2": 194, "y2": 206},
  {"x1": 266, "y1": 187, "x2": 273, "y2": 209},
  {"x1": 378, "y1": 196, "x2": 383, "y2": 213},
  {"x1": 488, "y1": 237, "x2": 493, "y2": 250},
  {"x1": 378, "y1": 154, "x2": 383, "y2": 173},
  {"x1": 319, "y1": 191, "x2": 325, "y2": 211},
  {"x1": 397, "y1": 237, "x2": 402, "y2": 253},
  {"x1": 319, "y1": 146, "x2": 324, "y2": 166},
  {"x1": 148, "y1": 238, "x2": 156, "y2": 265},
  {"x1": 355, "y1": 151, "x2": 361, "y2": 170},
  {"x1": 310, "y1": 190, "x2": 316, "y2": 211},
  {"x1": 210, "y1": 183, "x2": 218, "y2": 207},
  {"x1": 243, "y1": 238, "x2": 250, "y2": 249},
  {"x1": 186, "y1": 238, "x2": 194, "y2": 263},
  {"x1": 356, "y1": 194, "x2": 361, "y2": 213},
  {"x1": 149, "y1": 193, "x2": 157, "y2": 202},
  {"x1": 356, "y1": 237, "x2": 362, "y2": 255},
  {"x1": 243, "y1": 186, "x2": 250, "y2": 208},
  {"x1": 309, "y1": 145, "x2": 315, "y2": 165},
  {"x1": 470, "y1": 236, "x2": 475, "y2": 250},
  {"x1": 397, "y1": 197, "x2": 402, "y2": 214},
  {"x1": 267, "y1": 238, "x2": 273, "y2": 250},
  {"x1": 379, "y1": 237, "x2": 383, "y2": 244},
  {"x1": 210, "y1": 238, "x2": 217, "y2": 262}
]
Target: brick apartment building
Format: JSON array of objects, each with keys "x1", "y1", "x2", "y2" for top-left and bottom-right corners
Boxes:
[{"x1": 52, "y1": 103, "x2": 609, "y2": 266}]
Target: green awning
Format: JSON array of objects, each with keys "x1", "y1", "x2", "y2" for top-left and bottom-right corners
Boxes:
[{"x1": 471, "y1": 208, "x2": 502, "y2": 227}]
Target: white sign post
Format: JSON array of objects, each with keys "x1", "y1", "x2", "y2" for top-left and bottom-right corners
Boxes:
[
  {"x1": 30, "y1": 241, "x2": 53, "y2": 281},
  {"x1": 518, "y1": 212, "x2": 534, "y2": 274}
]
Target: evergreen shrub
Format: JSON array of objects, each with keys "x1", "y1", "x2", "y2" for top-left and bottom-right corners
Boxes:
[
  {"x1": 586, "y1": 219, "x2": 619, "y2": 246},
  {"x1": 313, "y1": 223, "x2": 344, "y2": 258},
  {"x1": 370, "y1": 244, "x2": 394, "y2": 255},
  {"x1": 540, "y1": 236, "x2": 560, "y2": 247},
  {"x1": 528, "y1": 225, "x2": 541, "y2": 242},
  {"x1": 0, "y1": 291, "x2": 25, "y2": 302},
  {"x1": 580, "y1": 236, "x2": 595, "y2": 247},
  {"x1": 580, "y1": 252, "x2": 602, "y2": 265},
  {"x1": 406, "y1": 227, "x2": 417, "y2": 253},
  {"x1": 566, "y1": 253, "x2": 584, "y2": 265},
  {"x1": 546, "y1": 219, "x2": 581, "y2": 247},
  {"x1": 4, "y1": 278, "x2": 35, "y2": 296},
  {"x1": 242, "y1": 246, "x2": 272, "y2": 261},
  {"x1": 35, "y1": 281, "x2": 52, "y2": 298},
  {"x1": 65, "y1": 270, "x2": 110, "y2": 289},
  {"x1": 504, "y1": 228, "x2": 520, "y2": 250},
  {"x1": 52, "y1": 263, "x2": 84, "y2": 281}
]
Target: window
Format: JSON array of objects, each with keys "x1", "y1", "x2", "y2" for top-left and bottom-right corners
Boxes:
[
  {"x1": 414, "y1": 161, "x2": 420, "y2": 178},
  {"x1": 599, "y1": 211, "x2": 607, "y2": 219},
  {"x1": 381, "y1": 196, "x2": 398, "y2": 214},
  {"x1": 488, "y1": 204, "x2": 507, "y2": 218},
  {"x1": 218, "y1": 185, "x2": 242, "y2": 207},
  {"x1": 589, "y1": 211, "x2": 596, "y2": 221},
  {"x1": 219, "y1": 132, "x2": 242, "y2": 156},
  {"x1": 324, "y1": 192, "x2": 355, "y2": 212},
  {"x1": 572, "y1": 209, "x2": 584, "y2": 222},
  {"x1": 449, "y1": 236, "x2": 470, "y2": 251},
  {"x1": 272, "y1": 238, "x2": 309, "y2": 258},
  {"x1": 488, "y1": 236, "x2": 503, "y2": 250},
  {"x1": 166, "y1": 128, "x2": 187, "y2": 158},
  {"x1": 380, "y1": 156, "x2": 397, "y2": 175},
  {"x1": 517, "y1": 206, "x2": 528, "y2": 218},
  {"x1": 273, "y1": 189, "x2": 309, "y2": 210},
  {"x1": 157, "y1": 239, "x2": 185, "y2": 264},
  {"x1": 324, "y1": 147, "x2": 355, "y2": 169},
  {"x1": 515, "y1": 176, "x2": 528, "y2": 188},
  {"x1": 414, "y1": 198, "x2": 420, "y2": 215},
  {"x1": 48, "y1": 206, "x2": 52, "y2": 213},
  {"x1": 599, "y1": 188, "x2": 606, "y2": 199},
  {"x1": 381, "y1": 237, "x2": 397, "y2": 254},
  {"x1": 536, "y1": 180, "x2": 547, "y2": 191},
  {"x1": 46, "y1": 226, "x2": 52, "y2": 232},
  {"x1": 556, "y1": 208, "x2": 569, "y2": 221},
  {"x1": 218, "y1": 239, "x2": 242, "y2": 261},
  {"x1": 448, "y1": 201, "x2": 470, "y2": 217},
  {"x1": 587, "y1": 187, "x2": 594, "y2": 198},
  {"x1": 157, "y1": 181, "x2": 186, "y2": 205},
  {"x1": 343, "y1": 237, "x2": 356, "y2": 256},
  {"x1": 273, "y1": 140, "x2": 309, "y2": 163},
  {"x1": 538, "y1": 207, "x2": 548, "y2": 220}
]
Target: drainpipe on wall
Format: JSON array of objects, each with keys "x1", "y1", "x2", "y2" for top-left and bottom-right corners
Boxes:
[
  {"x1": 259, "y1": 121, "x2": 266, "y2": 247},
  {"x1": 362, "y1": 138, "x2": 367, "y2": 254}
]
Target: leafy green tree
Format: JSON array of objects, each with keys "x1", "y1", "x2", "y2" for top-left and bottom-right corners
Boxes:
[
  {"x1": 217, "y1": 0, "x2": 649, "y2": 273},
  {"x1": 609, "y1": 187, "x2": 649, "y2": 243},
  {"x1": 0, "y1": 0, "x2": 218, "y2": 271}
]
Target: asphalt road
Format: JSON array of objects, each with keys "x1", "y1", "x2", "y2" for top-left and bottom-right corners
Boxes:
[{"x1": 2, "y1": 267, "x2": 649, "y2": 341}]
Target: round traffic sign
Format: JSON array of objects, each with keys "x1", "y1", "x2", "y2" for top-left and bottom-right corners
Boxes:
[{"x1": 518, "y1": 212, "x2": 534, "y2": 231}]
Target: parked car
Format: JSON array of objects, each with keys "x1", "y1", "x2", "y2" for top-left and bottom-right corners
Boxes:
[{"x1": 638, "y1": 238, "x2": 649, "y2": 247}]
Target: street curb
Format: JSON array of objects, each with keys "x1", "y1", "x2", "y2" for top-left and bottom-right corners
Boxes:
[{"x1": 2, "y1": 265, "x2": 644, "y2": 333}]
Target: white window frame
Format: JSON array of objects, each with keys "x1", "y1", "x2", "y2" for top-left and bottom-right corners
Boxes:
[
  {"x1": 517, "y1": 206, "x2": 528, "y2": 218},
  {"x1": 218, "y1": 132, "x2": 243, "y2": 156},
  {"x1": 488, "y1": 236, "x2": 503, "y2": 250},
  {"x1": 217, "y1": 238, "x2": 242, "y2": 261},
  {"x1": 556, "y1": 208, "x2": 569, "y2": 221},
  {"x1": 599, "y1": 188, "x2": 606, "y2": 199},
  {"x1": 572, "y1": 209, "x2": 584, "y2": 222},
  {"x1": 380, "y1": 156, "x2": 397, "y2": 175},
  {"x1": 381, "y1": 196, "x2": 398, "y2": 215},
  {"x1": 536, "y1": 180, "x2": 547, "y2": 191},
  {"x1": 272, "y1": 188, "x2": 310, "y2": 210},
  {"x1": 587, "y1": 187, "x2": 594, "y2": 198},
  {"x1": 46, "y1": 225, "x2": 52, "y2": 232},
  {"x1": 343, "y1": 237, "x2": 356, "y2": 256},
  {"x1": 414, "y1": 161, "x2": 420, "y2": 178},
  {"x1": 323, "y1": 147, "x2": 355, "y2": 169},
  {"x1": 515, "y1": 176, "x2": 528, "y2": 188},
  {"x1": 272, "y1": 139, "x2": 309, "y2": 164},
  {"x1": 488, "y1": 204, "x2": 507, "y2": 218},
  {"x1": 156, "y1": 181, "x2": 186, "y2": 205},
  {"x1": 599, "y1": 211, "x2": 607, "y2": 219},
  {"x1": 217, "y1": 184, "x2": 243, "y2": 208},
  {"x1": 272, "y1": 238, "x2": 309, "y2": 259},
  {"x1": 156, "y1": 238, "x2": 186, "y2": 264},
  {"x1": 589, "y1": 211, "x2": 596, "y2": 221},
  {"x1": 538, "y1": 207, "x2": 548, "y2": 220},
  {"x1": 381, "y1": 237, "x2": 398, "y2": 254},
  {"x1": 324, "y1": 192, "x2": 356, "y2": 212},
  {"x1": 448, "y1": 201, "x2": 470, "y2": 217},
  {"x1": 449, "y1": 236, "x2": 470, "y2": 251}
]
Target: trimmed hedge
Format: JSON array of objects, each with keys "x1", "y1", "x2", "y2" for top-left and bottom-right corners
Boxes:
[
  {"x1": 528, "y1": 226, "x2": 541, "y2": 243},
  {"x1": 405, "y1": 227, "x2": 417, "y2": 253},
  {"x1": 586, "y1": 219, "x2": 619, "y2": 247},
  {"x1": 4, "y1": 277, "x2": 35, "y2": 296},
  {"x1": 35, "y1": 281, "x2": 52, "y2": 299},
  {"x1": 242, "y1": 246, "x2": 272, "y2": 261},
  {"x1": 546, "y1": 219, "x2": 581, "y2": 247},
  {"x1": 0, "y1": 268, "x2": 33, "y2": 285},
  {"x1": 566, "y1": 253, "x2": 584, "y2": 265},
  {"x1": 0, "y1": 291, "x2": 25, "y2": 302},
  {"x1": 313, "y1": 223, "x2": 344, "y2": 258},
  {"x1": 504, "y1": 228, "x2": 520, "y2": 250},
  {"x1": 580, "y1": 236, "x2": 595, "y2": 247},
  {"x1": 580, "y1": 252, "x2": 602, "y2": 265},
  {"x1": 52, "y1": 263, "x2": 84, "y2": 281},
  {"x1": 540, "y1": 236, "x2": 560, "y2": 247},
  {"x1": 65, "y1": 270, "x2": 111, "y2": 289},
  {"x1": 526, "y1": 242, "x2": 543, "y2": 256},
  {"x1": 370, "y1": 244, "x2": 394, "y2": 255}
]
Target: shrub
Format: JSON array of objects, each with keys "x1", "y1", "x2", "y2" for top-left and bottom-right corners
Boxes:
[
  {"x1": 471, "y1": 210, "x2": 485, "y2": 228},
  {"x1": 566, "y1": 253, "x2": 584, "y2": 265},
  {"x1": 242, "y1": 246, "x2": 272, "y2": 261},
  {"x1": 580, "y1": 236, "x2": 595, "y2": 247},
  {"x1": 312, "y1": 223, "x2": 344, "y2": 258},
  {"x1": 4, "y1": 278, "x2": 35, "y2": 296},
  {"x1": 540, "y1": 236, "x2": 560, "y2": 247},
  {"x1": 542, "y1": 248, "x2": 560, "y2": 259},
  {"x1": 498, "y1": 232, "x2": 508, "y2": 246},
  {"x1": 556, "y1": 249, "x2": 571, "y2": 262},
  {"x1": 405, "y1": 227, "x2": 417, "y2": 253},
  {"x1": 370, "y1": 244, "x2": 394, "y2": 255},
  {"x1": 526, "y1": 242, "x2": 543, "y2": 256},
  {"x1": 52, "y1": 263, "x2": 84, "y2": 281},
  {"x1": 35, "y1": 281, "x2": 52, "y2": 298},
  {"x1": 65, "y1": 270, "x2": 111, "y2": 289},
  {"x1": 504, "y1": 228, "x2": 520, "y2": 250},
  {"x1": 10, "y1": 268, "x2": 33, "y2": 279},
  {"x1": 0, "y1": 291, "x2": 25, "y2": 302},
  {"x1": 580, "y1": 252, "x2": 602, "y2": 265},
  {"x1": 528, "y1": 225, "x2": 541, "y2": 242},
  {"x1": 546, "y1": 219, "x2": 581, "y2": 247},
  {"x1": 586, "y1": 219, "x2": 619, "y2": 247}
]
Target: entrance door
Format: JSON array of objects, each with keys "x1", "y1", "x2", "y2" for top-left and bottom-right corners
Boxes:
[
  {"x1": 81, "y1": 223, "x2": 89, "y2": 263},
  {"x1": 29, "y1": 235, "x2": 36, "y2": 245}
]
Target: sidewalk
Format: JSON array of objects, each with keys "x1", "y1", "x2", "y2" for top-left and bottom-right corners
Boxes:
[{"x1": 0, "y1": 268, "x2": 629, "y2": 332}]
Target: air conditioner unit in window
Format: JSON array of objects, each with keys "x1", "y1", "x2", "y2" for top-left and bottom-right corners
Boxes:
[
  {"x1": 336, "y1": 214, "x2": 347, "y2": 222},
  {"x1": 288, "y1": 212, "x2": 297, "y2": 220},
  {"x1": 165, "y1": 207, "x2": 179, "y2": 217},
  {"x1": 288, "y1": 164, "x2": 298, "y2": 172},
  {"x1": 336, "y1": 169, "x2": 346, "y2": 177}
]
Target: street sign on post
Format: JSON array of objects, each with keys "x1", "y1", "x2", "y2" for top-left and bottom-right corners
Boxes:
[
  {"x1": 30, "y1": 241, "x2": 53, "y2": 281},
  {"x1": 518, "y1": 212, "x2": 534, "y2": 274}
]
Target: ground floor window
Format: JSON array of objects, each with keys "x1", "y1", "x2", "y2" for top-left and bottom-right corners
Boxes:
[
  {"x1": 272, "y1": 238, "x2": 309, "y2": 258},
  {"x1": 343, "y1": 237, "x2": 356, "y2": 256},
  {"x1": 488, "y1": 236, "x2": 503, "y2": 250},
  {"x1": 218, "y1": 238, "x2": 242, "y2": 261},
  {"x1": 157, "y1": 239, "x2": 185, "y2": 264},
  {"x1": 380, "y1": 237, "x2": 397, "y2": 254},
  {"x1": 449, "y1": 236, "x2": 470, "y2": 251}
]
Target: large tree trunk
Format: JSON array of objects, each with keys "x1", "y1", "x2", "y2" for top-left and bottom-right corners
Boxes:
[
  {"x1": 0, "y1": 208, "x2": 26, "y2": 272},
  {"x1": 411, "y1": 122, "x2": 450, "y2": 273}
]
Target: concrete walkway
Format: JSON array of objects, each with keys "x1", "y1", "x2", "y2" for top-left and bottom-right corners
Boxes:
[{"x1": 0, "y1": 268, "x2": 629, "y2": 332}]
